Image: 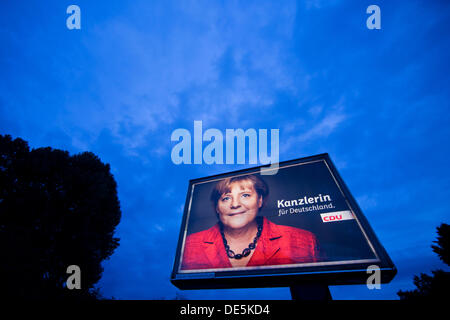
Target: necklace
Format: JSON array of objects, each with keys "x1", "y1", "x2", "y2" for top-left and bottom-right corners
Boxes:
[{"x1": 219, "y1": 216, "x2": 263, "y2": 260}]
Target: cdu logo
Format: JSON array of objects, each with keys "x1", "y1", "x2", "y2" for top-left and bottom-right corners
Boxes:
[{"x1": 320, "y1": 210, "x2": 354, "y2": 223}]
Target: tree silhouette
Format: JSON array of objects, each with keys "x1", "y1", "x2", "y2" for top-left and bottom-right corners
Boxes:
[
  {"x1": 432, "y1": 223, "x2": 449, "y2": 266},
  {"x1": 0, "y1": 135, "x2": 121, "y2": 299},
  {"x1": 397, "y1": 223, "x2": 449, "y2": 300}
]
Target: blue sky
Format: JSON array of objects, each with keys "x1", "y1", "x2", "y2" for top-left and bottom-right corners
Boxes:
[{"x1": 1, "y1": 0, "x2": 449, "y2": 299}]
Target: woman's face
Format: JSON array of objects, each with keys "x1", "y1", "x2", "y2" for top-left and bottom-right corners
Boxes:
[{"x1": 216, "y1": 179, "x2": 263, "y2": 230}]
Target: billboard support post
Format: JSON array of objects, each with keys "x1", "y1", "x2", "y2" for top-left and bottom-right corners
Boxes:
[{"x1": 289, "y1": 284, "x2": 332, "y2": 301}]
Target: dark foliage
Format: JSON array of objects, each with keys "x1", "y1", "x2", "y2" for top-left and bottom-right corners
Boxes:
[
  {"x1": 432, "y1": 223, "x2": 449, "y2": 266},
  {"x1": 0, "y1": 134, "x2": 121, "y2": 299},
  {"x1": 397, "y1": 223, "x2": 449, "y2": 300},
  {"x1": 397, "y1": 270, "x2": 450, "y2": 300}
]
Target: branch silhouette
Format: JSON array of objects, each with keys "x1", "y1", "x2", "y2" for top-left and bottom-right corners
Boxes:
[
  {"x1": 0, "y1": 134, "x2": 121, "y2": 299},
  {"x1": 397, "y1": 223, "x2": 449, "y2": 300}
]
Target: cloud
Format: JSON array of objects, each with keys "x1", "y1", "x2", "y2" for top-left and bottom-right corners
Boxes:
[
  {"x1": 297, "y1": 111, "x2": 347, "y2": 142},
  {"x1": 37, "y1": 0, "x2": 304, "y2": 159},
  {"x1": 280, "y1": 101, "x2": 348, "y2": 156}
]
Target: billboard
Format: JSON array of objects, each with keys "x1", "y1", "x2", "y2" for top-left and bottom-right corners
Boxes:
[{"x1": 171, "y1": 154, "x2": 396, "y2": 290}]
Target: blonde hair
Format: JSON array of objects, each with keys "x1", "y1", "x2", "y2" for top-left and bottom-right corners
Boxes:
[{"x1": 210, "y1": 174, "x2": 269, "y2": 211}]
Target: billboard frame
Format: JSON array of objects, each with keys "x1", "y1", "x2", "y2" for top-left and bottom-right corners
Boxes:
[{"x1": 170, "y1": 153, "x2": 396, "y2": 290}]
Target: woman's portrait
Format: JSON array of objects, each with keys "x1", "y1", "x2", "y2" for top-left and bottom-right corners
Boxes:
[{"x1": 181, "y1": 174, "x2": 321, "y2": 270}]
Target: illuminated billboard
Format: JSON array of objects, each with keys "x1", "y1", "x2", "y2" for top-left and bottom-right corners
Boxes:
[{"x1": 171, "y1": 154, "x2": 396, "y2": 290}]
